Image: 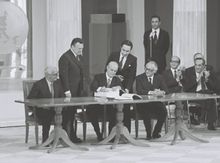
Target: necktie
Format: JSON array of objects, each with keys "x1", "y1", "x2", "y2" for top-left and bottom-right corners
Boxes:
[
  {"x1": 119, "y1": 56, "x2": 125, "y2": 70},
  {"x1": 50, "y1": 82, "x2": 54, "y2": 98},
  {"x1": 77, "y1": 55, "x2": 83, "y2": 66},
  {"x1": 148, "y1": 77, "x2": 152, "y2": 84},
  {"x1": 153, "y1": 31, "x2": 158, "y2": 45},
  {"x1": 174, "y1": 70, "x2": 177, "y2": 79},
  {"x1": 107, "y1": 78, "x2": 111, "y2": 88},
  {"x1": 201, "y1": 76, "x2": 206, "y2": 90},
  {"x1": 77, "y1": 55, "x2": 80, "y2": 61}
]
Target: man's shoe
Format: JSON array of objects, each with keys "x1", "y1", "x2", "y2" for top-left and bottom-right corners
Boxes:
[
  {"x1": 110, "y1": 137, "x2": 115, "y2": 143},
  {"x1": 152, "y1": 133, "x2": 161, "y2": 139},
  {"x1": 71, "y1": 137, "x2": 83, "y2": 143},
  {"x1": 191, "y1": 119, "x2": 200, "y2": 125},
  {"x1": 208, "y1": 123, "x2": 216, "y2": 131},
  {"x1": 198, "y1": 117, "x2": 205, "y2": 123},
  {"x1": 146, "y1": 135, "x2": 152, "y2": 140},
  {"x1": 97, "y1": 136, "x2": 104, "y2": 142}
]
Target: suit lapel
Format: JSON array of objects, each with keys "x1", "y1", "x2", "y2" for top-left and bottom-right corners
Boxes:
[
  {"x1": 42, "y1": 78, "x2": 52, "y2": 98},
  {"x1": 192, "y1": 68, "x2": 197, "y2": 80},
  {"x1": 69, "y1": 50, "x2": 82, "y2": 68},
  {"x1": 152, "y1": 75, "x2": 158, "y2": 89},
  {"x1": 53, "y1": 80, "x2": 59, "y2": 98},
  {"x1": 121, "y1": 54, "x2": 131, "y2": 71},
  {"x1": 101, "y1": 74, "x2": 108, "y2": 87},
  {"x1": 168, "y1": 69, "x2": 174, "y2": 79}
]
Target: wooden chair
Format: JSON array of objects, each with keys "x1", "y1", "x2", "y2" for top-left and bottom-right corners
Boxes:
[
  {"x1": 131, "y1": 80, "x2": 169, "y2": 139},
  {"x1": 75, "y1": 105, "x2": 108, "y2": 142},
  {"x1": 22, "y1": 80, "x2": 40, "y2": 144},
  {"x1": 186, "y1": 101, "x2": 202, "y2": 128}
]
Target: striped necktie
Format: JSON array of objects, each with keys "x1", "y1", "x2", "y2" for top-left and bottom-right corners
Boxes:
[{"x1": 50, "y1": 82, "x2": 54, "y2": 98}]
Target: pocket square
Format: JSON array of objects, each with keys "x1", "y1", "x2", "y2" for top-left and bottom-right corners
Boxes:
[{"x1": 128, "y1": 65, "x2": 131, "y2": 67}]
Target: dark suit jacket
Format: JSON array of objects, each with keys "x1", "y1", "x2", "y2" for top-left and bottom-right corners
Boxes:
[
  {"x1": 143, "y1": 29, "x2": 170, "y2": 68},
  {"x1": 184, "y1": 66, "x2": 216, "y2": 93},
  {"x1": 162, "y1": 69, "x2": 185, "y2": 93},
  {"x1": 90, "y1": 73, "x2": 123, "y2": 93},
  {"x1": 136, "y1": 73, "x2": 169, "y2": 95},
  {"x1": 58, "y1": 49, "x2": 83, "y2": 97},
  {"x1": 27, "y1": 78, "x2": 65, "y2": 108},
  {"x1": 106, "y1": 52, "x2": 137, "y2": 91}
]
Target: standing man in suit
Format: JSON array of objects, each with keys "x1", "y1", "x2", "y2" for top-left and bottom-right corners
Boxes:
[
  {"x1": 143, "y1": 15, "x2": 170, "y2": 74},
  {"x1": 86, "y1": 61, "x2": 123, "y2": 141},
  {"x1": 27, "y1": 66, "x2": 65, "y2": 143},
  {"x1": 58, "y1": 38, "x2": 84, "y2": 143},
  {"x1": 136, "y1": 61, "x2": 168, "y2": 140},
  {"x1": 184, "y1": 57, "x2": 217, "y2": 130},
  {"x1": 106, "y1": 40, "x2": 137, "y2": 132}
]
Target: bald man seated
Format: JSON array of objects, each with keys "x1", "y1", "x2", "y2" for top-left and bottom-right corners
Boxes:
[{"x1": 86, "y1": 61, "x2": 123, "y2": 142}]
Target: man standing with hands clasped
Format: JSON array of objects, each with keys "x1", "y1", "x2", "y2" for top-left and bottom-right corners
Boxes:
[{"x1": 143, "y1": 15, "x2": 170, "y2": 74}]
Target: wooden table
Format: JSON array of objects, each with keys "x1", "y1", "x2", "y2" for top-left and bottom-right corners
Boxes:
[
  {"x1": 145, "y1": 93, "x2": 220, "y2": 145},
  {"x1": 15, "y1": 96, "x2": 149, "y2": 153},
  {"x1": 15, "y1": 93, "x2": 220, "y2": 152}
]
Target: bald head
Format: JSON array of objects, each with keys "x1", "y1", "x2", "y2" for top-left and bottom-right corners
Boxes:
[
  {"x1": 106, "y1": 61, "x2": 118, "y2": 78},
  {"x1": 171, "y1": 56, "x2": 180, "y2": 63},
  {"x1": 193, "y1": 53, "x2": 204, "y2": 60},
  {"x1": 45, "y1": 66, "x2": 58, "y2": 82}
]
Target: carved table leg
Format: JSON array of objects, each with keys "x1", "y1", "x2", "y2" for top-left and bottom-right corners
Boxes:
[
  {"x1": 94, "y1": 104, "x2": 149, "y2": 149},
  {"x1": 29, "y1": 106, "x2": 89, "y2": 153},
  {"x1": 150, "y1": 100, "x2": 208, "y2": 145}
]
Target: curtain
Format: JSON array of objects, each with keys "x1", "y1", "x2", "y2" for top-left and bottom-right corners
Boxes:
[
  {"x1": 46, "y1": 0, "x2": 82, "y2": 67},
  {"x1": 173, "y1": 0, "x2": 206, "y2": 68}
]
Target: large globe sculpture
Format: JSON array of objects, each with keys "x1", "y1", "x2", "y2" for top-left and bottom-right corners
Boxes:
[{"x1": 0, "y1": 2, "x2": 29, "y2": 54}]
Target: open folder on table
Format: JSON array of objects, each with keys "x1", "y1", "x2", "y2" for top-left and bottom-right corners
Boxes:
[{"x1": 115, "y1": 93, "x2": 142, "y2": 100}]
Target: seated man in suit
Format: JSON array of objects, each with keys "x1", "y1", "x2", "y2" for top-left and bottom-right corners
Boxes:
[
  {"x1": 185, "y1": 53, "x2": 218, "y2": 123},
  {"x1": 86, "y1": 61, "x2": 123, "y2": 141},
  {"x1": 184, "y1": 57, "x2": 217, "y2": 130},
  {"x1": 136, "y1": 61, "x2": 168, "y2": 140},
  {"x1": 162, "y1": 56, "x2": 200, "y2": 125},
  {"x1": 106, "y1": 40, "x2": 137, "y2": 133},
  {"x1": 27, "y1": 66, "x2": 65, "y2": 143}
]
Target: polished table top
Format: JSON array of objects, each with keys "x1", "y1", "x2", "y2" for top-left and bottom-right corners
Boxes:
[
  {"x1": 14, "y1": 92, "x2": 220, "y2": 152},
  {"x1": 15, "y1": 92, "x2": 220, "y2": 107}
]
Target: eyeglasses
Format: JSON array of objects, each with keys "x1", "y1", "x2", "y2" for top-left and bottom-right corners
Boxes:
[
  {"x1": 48, "y1": 72, "x2": 59, "y2": 77},
  {"x1": 170, "y1": 60, "x2": 179, "y2": 63},
  {"x1": 145, "y1": 68, "x2": 154, "y2": 72}
]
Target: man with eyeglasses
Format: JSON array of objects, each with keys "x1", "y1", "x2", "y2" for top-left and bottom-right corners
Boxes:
[
  {"x1": 27, "y1": 66, "x2": 65, "y2": 143},
  {"x1": 161, "y1": 56, "x2": 201, "y2": 125},
  {"x1": 162, "y1": 56, "x2": 185, "y2": 93},
  {"x1": 136, "y1": 61, "x2": 168, "y2": 140}
]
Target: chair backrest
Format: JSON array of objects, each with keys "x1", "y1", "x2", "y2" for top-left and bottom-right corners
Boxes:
[
  {"x1": 22, "y1": 80, "x2": 38, "y2": 120},
  {"x1": 23, "y1": 80, "x2": 37, "y2": 100},
  {"x1": 132, "y1": 79, "x2": 137, "y2": 94}
]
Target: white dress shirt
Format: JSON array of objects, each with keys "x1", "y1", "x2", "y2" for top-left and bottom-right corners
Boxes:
[{"x1": 119, "y1": 53, "x2": 128, "y2": 69}]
